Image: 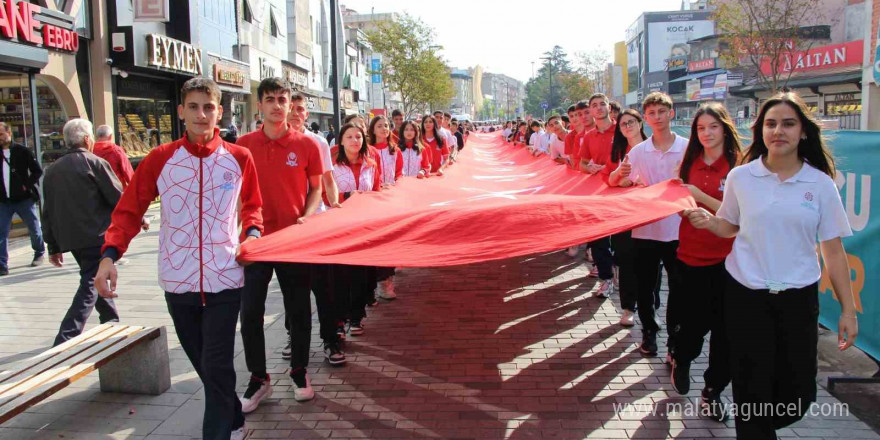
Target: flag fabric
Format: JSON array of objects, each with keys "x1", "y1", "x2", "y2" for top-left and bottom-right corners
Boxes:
[{"x1": 238, "y1": 133, "x2": 695, "y2": 267}]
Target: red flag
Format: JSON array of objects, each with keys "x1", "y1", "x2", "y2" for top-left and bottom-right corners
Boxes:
[{"x1": 238, "y1": 133, "x2": 695, "y2": 267}]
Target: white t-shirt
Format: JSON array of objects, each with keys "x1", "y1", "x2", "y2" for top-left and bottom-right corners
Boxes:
[
  {"x1": 303, "y1": 129, "x2": 334, "y2": 214},
  {"x1": 440, "y1": 127, "x2": 456, "y2": 150},
  {"x1": 717, "y1": 158, "x2": 852, "y2": 291},
  {"x1": 548, "y1": 133, "x2": 566, "y2": 160},
  {"x1": 2, "y1": 149, "x2": 9, "y2": 199},
  {"x1": 627, "y1": 133, "x2": 689, "y2": 241},
  {"x1": 502, "y1": 128, "x2": 511, "y2": 139},
  {"x1": 529, "y1": 129, "x2": 548, "y2": 153}
]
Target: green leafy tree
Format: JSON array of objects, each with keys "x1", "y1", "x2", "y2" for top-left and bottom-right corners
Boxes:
[
  {"x1": 364, "y1": 13, "x2": 455, "y2": 118},
  {"x1": 713, "y1": 0, "x2": 828, "y2": 93}
]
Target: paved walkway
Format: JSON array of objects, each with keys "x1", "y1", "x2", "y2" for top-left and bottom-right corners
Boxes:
[{"x1": 0, "y1": 208, "x2": 877, "y2": 439}]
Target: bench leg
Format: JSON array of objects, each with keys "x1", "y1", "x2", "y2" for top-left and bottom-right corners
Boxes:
[{"x1": 99, "y1": 327, "x2": 171, "y2": 395}]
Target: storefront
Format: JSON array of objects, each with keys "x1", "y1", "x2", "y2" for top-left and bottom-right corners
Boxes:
[
  {"x1": 0, "y1": 1, "x2": 91, "y2": 166},
  {"x1": 306, "y1": 91, "x2": 335, "y2": 132},
  {"x1": 207, "y1": 54, "x2": 251, "y2": 135}
]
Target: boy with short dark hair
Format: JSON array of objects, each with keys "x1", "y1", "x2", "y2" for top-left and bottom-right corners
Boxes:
[{"x1": 96, "y1": 77, "x2": 263, "y2": 440}]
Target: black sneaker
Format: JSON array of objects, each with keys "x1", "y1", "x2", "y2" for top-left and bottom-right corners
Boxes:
[
  {"x1": 0, "y1": 267, "x2": 8, "y2": 276},
  {"x1": 324, "y1": 342, "x2": 346, "y2": 365},
  {"x1": 701, "y1": 387, "x2": 729, "y2": 422},
  {"x1": 670, "y1": 358, "x2": 690, "y2": 395},
  {"x1": 30, "y1": 254, "x2": 44, "y2": 267},
  {"x1": 281, "y1": 334, "x2": 291, "y2": 360},
  {"x1": 350, "y1": 320, "x2": 365, "y2": 336},
  {"x1": 336, "y1": 324, "x2": 347, "y2": 341},
  {"x1": 640, "y1": 330, "x2": 658, "y2": 357}
]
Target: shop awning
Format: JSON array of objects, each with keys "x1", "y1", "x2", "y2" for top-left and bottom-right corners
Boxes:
[
  {"x1": 668, "y1": 68, "x2": 727, "y2": 83},
  {"x1": 729, "y1": 71, "x2": 862, "y2": 97}
]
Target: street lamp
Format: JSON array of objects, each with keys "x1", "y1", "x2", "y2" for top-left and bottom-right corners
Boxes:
[{"x1": 540, "y1": 56, "x2": 553, "y2": 117}]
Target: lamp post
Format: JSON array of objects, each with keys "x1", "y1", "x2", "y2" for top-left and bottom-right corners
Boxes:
[{"x1": 541, "y1": 55, "x2": 553, "y2": 116}]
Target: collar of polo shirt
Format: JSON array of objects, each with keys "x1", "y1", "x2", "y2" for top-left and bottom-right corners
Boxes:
[{"x1": 748, "y1": 156, "x2": 820, "y2": 183}]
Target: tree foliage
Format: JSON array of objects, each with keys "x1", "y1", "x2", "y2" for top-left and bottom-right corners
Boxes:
[
  {"x1": 524, "y1": 46, "x2": 609, "y2": 117},
  {"x1": 364, "y1": 13, "x2": 455, "y2": 118},
  {"x1": 713, "y1": 0, "x2": 828, "y2": 93}
]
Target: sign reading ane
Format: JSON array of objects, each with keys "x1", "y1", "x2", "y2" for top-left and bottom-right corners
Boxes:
[{"x1": 0, "y1": 0, "x2": 80, "y2": 52}]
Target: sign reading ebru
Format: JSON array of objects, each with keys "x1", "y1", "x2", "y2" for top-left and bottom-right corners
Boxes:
[
  {"x1": 146, "y1": 34, "x2": 202, "y2": 75},
  {"x1": 0, "y1": 0, "x2": 80, "y2": 52}
]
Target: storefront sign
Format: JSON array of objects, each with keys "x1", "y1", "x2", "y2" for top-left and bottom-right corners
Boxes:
[
  {"x1": 214, "y1": 64, "x2": 246, "y2": 87},
  {"x1": 147, "y1": 34, "x2": 202, "y2": 75},
  {"x1": 688, "y1": 58, "x2": 716, "y2": 72},
  {"x1": 0, "y1": 0, "x2": 79, "y2": 52},
  {"x1": 686, "y1": 79, "x2": 700, "y2": 101},
  {"x1": 259, "y1": 57, "x2": 277, "y2": 80},
  {"x1": 666, "y1": 55, "x2": 687, "y2": 71},
  {"x1": 134, "y1": 0, "x2": 170, "y2": 22},
  {"x1": 341, "y1": 89, "x2": 354, "y2": 109},
  {"x1": 761, "y1": 40, "x2": 864, "y2": 76},
  {"x1": 283, "y1": 63, "x2": 308, "y2": 90}
]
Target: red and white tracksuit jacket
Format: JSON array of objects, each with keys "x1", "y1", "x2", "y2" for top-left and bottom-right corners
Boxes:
[
  {"x1": 399, "y1": 144, "x2": 431, "y2": 177},
  {"x1": 102, "y1": 130, "x2": 263, "y2": 299},
  {"x1": 333, "y1": 157, "x2": 381, "y2": 201},
  {"x1": 373, "y1": 142, "x2": 403, "y2": 184}
]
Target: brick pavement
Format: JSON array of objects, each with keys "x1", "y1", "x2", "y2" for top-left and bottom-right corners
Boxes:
[{"x1": 0, "y1": 208, "x2": 877, "y2": 439}]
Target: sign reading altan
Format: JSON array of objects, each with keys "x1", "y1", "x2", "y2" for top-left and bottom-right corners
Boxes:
[{"x1": 146, "y1": 34, "x2": 202, "y2": 75}]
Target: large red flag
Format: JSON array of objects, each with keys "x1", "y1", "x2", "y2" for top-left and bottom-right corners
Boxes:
[{"x1": 238, "y1": 133, "x2": 695, "y2": 267}]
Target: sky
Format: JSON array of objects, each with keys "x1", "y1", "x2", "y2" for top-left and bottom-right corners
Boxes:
[{"x1": 340, "y1": 0, "x2": 685, "y2": 83}]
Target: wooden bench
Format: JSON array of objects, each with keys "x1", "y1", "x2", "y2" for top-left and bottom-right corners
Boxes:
[{"x1": 0, "y1": 323, "x2": 170, "y2": 424}]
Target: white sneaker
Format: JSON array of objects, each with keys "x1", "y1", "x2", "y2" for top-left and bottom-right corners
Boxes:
[
  {"x1": 566, "y1": 246, "x2": 579, "y2": 258},
  {"x1": 594, "y1": 280, "x2": 613, "y2": 298},
  {"x1": 378, "y1": 279, "x2": 397, "y2": 300},
  {"x1": 292, "y1": 373, "x2": 315, "y2": 402},
  {"x1": 619, "y1": 310, "x2": 635, "y2": 327},
  {"x1": 230, "y1": 423, "x2": 248, "y2": 440},
  {"x1": 240, "y1": 376, "x2": 272, "y2": 414}
]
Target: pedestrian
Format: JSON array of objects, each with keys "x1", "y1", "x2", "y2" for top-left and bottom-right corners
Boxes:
[
  {"x1": 332, "y1": 123, "x2": 381, "y2": 338},
  {"x1": 398, "y1": 121, "x2": 430, "y2": 178},
  {"x1": 683, "y1": 92, "x2": 858, "y2": 439},
  {"x1": 421, "y1": 115, "x2": 448, "y2": 175},
  {"x1": 287, "y1": 91, "x2": 346, "y2": 369},
  {"x1": 609, "y1": 92, "x2": 687, "y2": 359},
  {"x1": 92, "y1": 125, "x2": 134, "y2": 189},
  {"x1": 0, "y1": 121, "x2": 45, "y2": 274},
  {"x1": 572, "y1": 100, "x2": 595, "y2": 171},
  {"x1": 42, "y1": 118, "x2": 124, "y2": 345},
  {"x1": 95, "y1": 78, "x2": 263, "y2": 440},
  {"x1": 310, "y1": 121, "x2": 321, "y2": 135},
  {"x1": 368, "y1": 115, "x2": 402, "y2": 301},
  {"x1": 250, "y1": 112, "x2": 261, "y2": 132},
  {"x1": 669, "y1": 102, "x2": 741, "y2": 424},
  {"x1": 326, "y1": 123, "x2": 336, "y2": 145},
  {"x1": 236, "y1": 78, "x2": 325, "y2": 411},
  {"x1": 609, "y1": 100, "x2": 621, "y2": 121},
  {"x1": 546, "y1": 116, "x2": 568, "y2": 165},
  {"x1": 578, "y1": 93, "x2": 617, "y2": 298},
  {"x1": 390, "y1": 109, "x2": 404, "y2": 144},
  {"x1": 606, "y1": 109, "x2": 647, "y2": 327},
  {"x1": 451, "y1": 119, "x2": 465, "y2": 152}
]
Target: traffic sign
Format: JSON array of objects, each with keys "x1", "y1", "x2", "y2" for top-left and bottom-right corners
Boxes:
[{"x1": 541, "y1": 102, "x2": 548, "y2": 110}]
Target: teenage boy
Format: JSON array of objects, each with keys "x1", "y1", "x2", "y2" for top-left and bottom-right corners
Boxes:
[
  {"x1": 434, "y1": 111, "x2": 457, "y2": 159},
  {"x1": 235, "y1": 78, "x2": 325, "y2": 412},
  {"x1": 609, "y1": 92, "x2": 687, "y2": 358},
  {"x1": 95, "y1": 78, "x2": 263, "y2": 440},
  {"x1": 391, "y1": 109, "x2": 404, "y2": 144},
  {"x1": 287, "y1": 91, "x2": 345, "y2": 366},
  {"x1": 578, "y1": 93, "x2": 616, "y2": 298}
]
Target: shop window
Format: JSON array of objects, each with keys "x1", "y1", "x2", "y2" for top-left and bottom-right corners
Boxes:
[
  {"x1": 242, "y1": 0, "x2": 253, "y2": 23},
  {"x1": 117, "y1": 98, "x2": 173, "y2": 156},
  {"x1": 0, "y1": 73, "x2": 68, "y2": 165}
]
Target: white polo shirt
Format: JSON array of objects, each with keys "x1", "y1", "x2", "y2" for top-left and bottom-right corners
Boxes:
[
  {"x1": 548, "y1": 133, "x2": 566, "y2": 160},
  {"x1": 628, "y1": 133, "x2": 688, "y2": 242},
  {"x1": 717, "y1": 158, "x2": 852, "y2": 291},
  {"x1": 440, "y1": 127, "x2": 456, "y2": 150},
  {"x1": 303, "y1": 129, "x2": 334, "y2": 214}
]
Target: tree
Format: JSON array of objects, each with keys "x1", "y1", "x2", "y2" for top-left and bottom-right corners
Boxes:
[
  {"x1": 364, "y1": 13, "x2": 455, "y2": 118},
  {"x1": 713, "y1": 0, "x2": 829, "y2": 93},
  {"x1": 524, "y1": 46, "x2": 609, "y2": 117}
]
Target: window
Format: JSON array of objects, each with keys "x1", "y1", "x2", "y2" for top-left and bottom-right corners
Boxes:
[
  {"x1": 242, "y1": 0, "x2": 252, "y2": 23},
  {"x1": 270, "y1": 10, "x2": 279, "y2": 37}
]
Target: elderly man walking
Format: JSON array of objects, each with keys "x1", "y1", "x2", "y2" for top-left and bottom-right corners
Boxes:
[
  {"x1": 0, "y1": 121, "x2": 45, "y2": 275},
  {"x1": 43, "y1": 118, "x2": 125, "y2": 346}
]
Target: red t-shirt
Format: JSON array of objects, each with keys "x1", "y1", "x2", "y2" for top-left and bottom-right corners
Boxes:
[
  {"x1": 677, "y1": 156, "x2": 736, "y2": 266},
  {"x1": 92, "y1": 141, "x2": 134, "y2": 189},
  {"x1": 237, "y1": 126, "x2": 324, "y2": 235},
  {"x1": 569, "y1": 129, "x2": 588, "y2": 168},
  {"x1": 423, "y1": 137, "x2": 448, "y2": 172},
  {"x1": 578, "y1": 123, "x2": 615, "y2": 168}
]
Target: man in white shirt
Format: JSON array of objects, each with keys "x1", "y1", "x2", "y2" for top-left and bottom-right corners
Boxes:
[
  {"x1": 609, "y1": 92, "x2": 687, "y2": 359},
  {"x1": 434, "y1": 111, "x2": 458, "y2": 160},
  {"x1": 546, "y1": 116, "x2": 568, "y2": 165}
]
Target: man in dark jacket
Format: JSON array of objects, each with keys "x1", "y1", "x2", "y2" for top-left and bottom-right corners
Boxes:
[
  {"x1": 43, "y1": 118, "x2": 126, "y2": 346},
  {"x1": 0, "y1": 121, "x2": 45, "y2": 275}
]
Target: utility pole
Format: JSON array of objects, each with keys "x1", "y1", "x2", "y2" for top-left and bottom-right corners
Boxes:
[
  {"x1": 541, "y1": 55, "x2": 553, "y2": 116},
  {"x1": 330, "y1": 0, "x2": 341, "y2": 134}
]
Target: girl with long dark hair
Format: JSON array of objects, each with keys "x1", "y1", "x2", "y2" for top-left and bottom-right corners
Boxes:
[
  {"x1": 683, "y1": 92, "x2": 858, "y2": 439},
  {"x1": 368, "y1": 115, "x2": 403, "y2": 187},
  {"x1": 669, "y1": 102, "x2": 741, "y2": 423},
  {"x1": 398, "y1": 121, "x2": 430, "y2": 178},
  {"x1": 421, "y1": 115, "x2": 448, "y2": 174}
]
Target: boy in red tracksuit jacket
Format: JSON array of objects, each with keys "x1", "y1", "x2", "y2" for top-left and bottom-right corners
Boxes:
[{"x1": 94, "y1": 78, "x2": 263, "y2": 440}]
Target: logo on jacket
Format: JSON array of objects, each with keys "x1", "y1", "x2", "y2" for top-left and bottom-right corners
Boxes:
[
  {"x1": 286, "y1": 152, "x2": 299, "y2": 167},
  {"x1": 220, "y1": 171, "x2": 235, "y2": 190}
]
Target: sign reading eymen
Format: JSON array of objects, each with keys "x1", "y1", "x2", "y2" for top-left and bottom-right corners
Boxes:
[
  {"x1": 147, "y1": 34, "x2": 202, "y2": 75},
  {"x1": 0, "y1": 0, "x2": 80, "y2": 52}
]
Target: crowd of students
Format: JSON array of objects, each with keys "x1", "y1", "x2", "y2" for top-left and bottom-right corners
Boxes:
[
  {"x1": 76, "y1": 72, "x2": 860, "y2": 440},
  {"x1": 89, "y1": 77, "x2": 471, "y2": 440},
  {"x1": 502, "y1": 91, "x2": 858, "y2": 440}
]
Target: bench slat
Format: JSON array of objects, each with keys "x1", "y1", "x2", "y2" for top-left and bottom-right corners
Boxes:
[
  {"x1": 0, "y1": 325, "x2": 160, "y2": 423},
  {"x1": 0, "y1": 324, "x2": 121, "y2": 385}
]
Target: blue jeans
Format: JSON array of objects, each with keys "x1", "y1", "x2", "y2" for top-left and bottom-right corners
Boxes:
[{"x1": 0, "y1": 198, "x2": 45, "y2": 270}]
